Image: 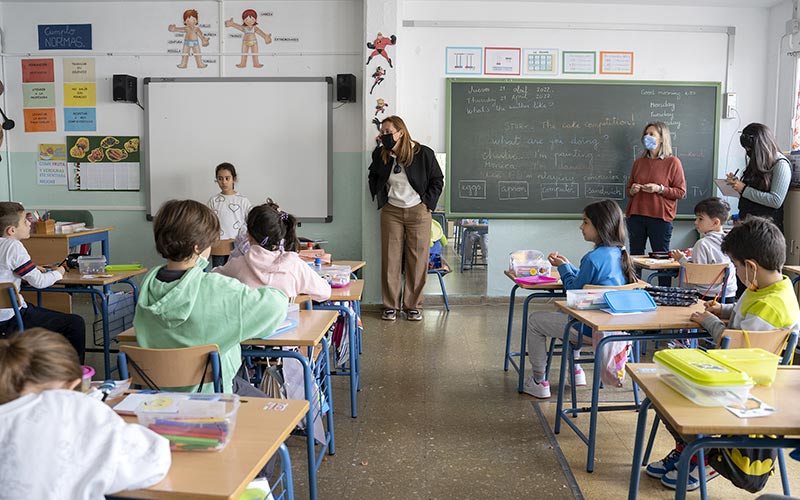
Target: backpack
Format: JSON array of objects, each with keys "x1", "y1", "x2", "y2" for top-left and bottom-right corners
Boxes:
[{"x1": 708, "y1": 444, "x2": 777, "y2": 493}]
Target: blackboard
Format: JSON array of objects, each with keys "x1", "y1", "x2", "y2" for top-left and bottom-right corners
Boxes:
[{"x1": 446, "y1": 79, "x2": 720, "y2": 217}]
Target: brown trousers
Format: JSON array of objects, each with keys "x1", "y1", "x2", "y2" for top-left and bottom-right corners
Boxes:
[{"x1": 380, "y1": 203, "x2": 432, "y2": 311}]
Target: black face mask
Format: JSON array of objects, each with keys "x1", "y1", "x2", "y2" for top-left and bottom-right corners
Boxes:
[{"x1": 381, "y1": 133, "x2": 396, "y2": 150}]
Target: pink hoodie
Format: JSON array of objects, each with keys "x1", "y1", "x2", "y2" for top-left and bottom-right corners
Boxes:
[{"x1": 214, "y1": 246, "x2": 332, "y2": 301}]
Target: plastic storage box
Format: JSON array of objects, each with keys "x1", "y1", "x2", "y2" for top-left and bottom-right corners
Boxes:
[
  {"x1": 318, "y1": 265, "x2": 351, "y2": 288},
  {"x1": 566, "y1": 289, "x2": 611, "y2": 309},
  {"x1": 706, "y1": 348, "x2": 781, "y2": 386},
  {"x1": 653, "y1": 349, "x2": 753, "y2": 406},
  {"x1": 509, "y1": 250, "x2": 551, "y2": 276},
  {"x1": 135, "y1": 393, "x2": 240, "y2": 451},
  {"x1": 77, "y1": 255, "x2": 107, "y2": 275}
]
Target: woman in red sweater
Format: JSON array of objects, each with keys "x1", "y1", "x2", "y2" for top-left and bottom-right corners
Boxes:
[{"x1": 625, "y1": 121, "x2": 686, "y2": 285}]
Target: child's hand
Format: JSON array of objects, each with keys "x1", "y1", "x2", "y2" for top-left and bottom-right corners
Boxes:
[
  {"x1": 225, "y1": 18, "x2": 234, "y2": 27},
  {"x1": 202, "y1": 38, "x2": 209, "y2": 47},
  {"x1": 629, "y1": 183, "x2": 642, "y2": 195},
  {"x1": 670, "y1": 249, "x2": 685, "y2": 261},
  {"x1": 703, "y1": 300, "x2": 722, "y2": 316},
  {"x1": 168, "y1": 24, "x2": 176, "y2": 32},
  {"x1": 548, "y1": 252, "x2": 568, "y2": 266},
  {"x1": 690, "y1": 310, "x2": 714, "y2": 324}
]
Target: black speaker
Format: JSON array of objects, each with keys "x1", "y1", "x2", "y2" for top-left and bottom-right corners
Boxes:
[
  {"x1": 112, "y1": 74, "x2": 137, "y2": 103},
  {"x1": 336, "y1": 74, "x2": 356, "y2": 103}
]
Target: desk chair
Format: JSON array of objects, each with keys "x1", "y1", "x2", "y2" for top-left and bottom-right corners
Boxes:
[
  {"x1": 427, "y1": 265, "x2": 451, "y2": 311},
  {"x1": 118, "y1": 344, "x2": 222, "y2": 392},
  {"x1": 642, "y1": 329, "x2": 798, "y2": 499},
  {"x1": 679, "y1": 262, "x2": 730, "y2": 301},
  {"x1": 0, "y1": 283, "x2": 24, "y2": 332}
]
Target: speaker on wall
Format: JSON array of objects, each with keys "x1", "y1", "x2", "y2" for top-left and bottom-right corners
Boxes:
[
  {"x1": 113, "y1": 74, "x2": 138, "y2": 103},
  {"x1": 336, "y1": 73, "x2": 356, "y2": 103}
]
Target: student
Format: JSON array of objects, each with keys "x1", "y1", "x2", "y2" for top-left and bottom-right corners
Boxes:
[
  {"x1": 0, "y1": 202, "x2": 86, "y2": 362},
  {"x1": 0, "y1": 328, "x2": 170, "y2": 499},
  {"x1": 207, "y1": 162, "x2": 253, "y2": 267},
  {"x1": 462, "y1": 218, "x2": 488, "y2": 267},
  {"x1": 523, "y1": 199, "x2": 638, "y2": 398},
  {"x1": 647, "y1": 217, "x2": 800, "y2": 491},
  {"x1": 670, "y1": 197, "x2": 737, "y2": 303},
  {"x1": 134, "y1": 200, "x2": 288, "y2": 395},
  {"x1": 215, "y1": 200, "x2": 331, "y2": 301}
]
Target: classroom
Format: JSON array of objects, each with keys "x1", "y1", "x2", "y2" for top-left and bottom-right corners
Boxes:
[{"x1": 0, "y1": 0, "x2": 799, "y2": 499}]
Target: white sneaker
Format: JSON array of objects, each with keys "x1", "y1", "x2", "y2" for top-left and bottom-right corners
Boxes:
[
  {"x1": 573, "y1": 366, "x2": 587, "y2": 386},
  {"x1": 523, "y1": 375, "x2": 551, "y2": 398}
]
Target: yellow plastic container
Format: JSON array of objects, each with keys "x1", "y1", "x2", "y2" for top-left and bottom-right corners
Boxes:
[
  {"x1": 706, "y1": 348, "x2": 781, "y2": 386},
  {"x1": 653, "y1": 349, "x2": 753, "y2": 406}
]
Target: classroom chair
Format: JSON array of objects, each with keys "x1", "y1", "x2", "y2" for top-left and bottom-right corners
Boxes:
[
  {"x1": 210, "y1": 238, "x2": 235, "y2": 268},
  {"x1": 678, "y1": 262, "x2": 730, "y2": 301},
  {"x1": 118, "y1": 344, "x2": 222, "y2": 392},
  {"x1": 427, "y1": 266, "x2": 451, "y2": 311},
  {"x1": 642, "y1": 328, "x2": 798, "y2": 499},
  {"x1": 0, "y1": 282, "x2": 24, "y2": 332}
]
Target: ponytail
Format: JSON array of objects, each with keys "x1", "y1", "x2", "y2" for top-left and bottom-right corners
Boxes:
[
  {"x1": 246, "y1": 198, "x2": 300, "y2": 253},
  {"x1": 583, "y1": 199, "x2": 638, "y2": 284},
  {"x1": 0, "y1": 328, "x2": 81, "y2": 404},
  {"x1": 619, "y1": 246, "x2": 638, "y2": 284}
]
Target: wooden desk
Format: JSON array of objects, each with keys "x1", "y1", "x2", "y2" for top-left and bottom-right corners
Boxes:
[
  {"x1": 502, "y1": 270, "x2": 564, "y2": 393},
  {"x1": 627, "y1": 364, "x2": 800, "y2": 500},
  {"x1": 24, "y1": 226, "x2": 116, "y2": 264},
  {"x1": 113, "y1": 397, "x2": 309, "y2": 500},
  {"x1": 552, "y1": 300, "x2": 710, "y2": 473},
  {"x1": 631, "y1": 255, "x2": 681, "y2": 285},
  {"x1": 330, "y1": 260, "x2": 366, "y2": 274},
  {"x1": 23, "y1": 268, "x2": 147, "y2": 379}
]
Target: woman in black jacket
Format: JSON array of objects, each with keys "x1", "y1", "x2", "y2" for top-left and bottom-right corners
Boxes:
[{"x1": 368, "y1": 116, "x2": 443, "y2": 321}]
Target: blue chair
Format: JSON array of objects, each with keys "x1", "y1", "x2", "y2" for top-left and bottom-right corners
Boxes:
[
  {"x1": 427, "y1": 267, "x2": 450, "y2": 311},
  {"x1": 118, "y1": 344, "x2": 222, "y2": 392},
  {"x1": 0, "y1": 283, "x2": 24, "y2": 332}
]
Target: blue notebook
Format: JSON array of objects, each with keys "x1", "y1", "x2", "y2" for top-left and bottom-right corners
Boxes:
[
  {"x1": 263, "y1": 318, "x2": 298, "y2": 338},
  {"x1": 603, "y1": 290, "x2": 657, "y2": 313}
]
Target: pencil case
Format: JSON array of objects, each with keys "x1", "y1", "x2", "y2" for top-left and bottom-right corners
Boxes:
[{"x1": 105, "y1": 264, "x2": 143, "y2": 272}]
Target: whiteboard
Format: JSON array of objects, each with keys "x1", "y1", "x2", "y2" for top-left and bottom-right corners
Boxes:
[{"x1": 144, "y1": 77, "x2": 332, "y2": 221}]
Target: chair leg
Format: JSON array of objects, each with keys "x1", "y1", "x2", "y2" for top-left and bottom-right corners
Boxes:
[
  {"x1": 778, "y1": 448, "x2": 791, "y2": 496},
  {"x1": 435, "y1": 270, "x2": 450, "y2": 312},
  {"x1": 642, "y1": 413, "x2": 661, "y2": 465},
  {"x1": 544, "y1": 337, "x2": 557, "y2": 381}
]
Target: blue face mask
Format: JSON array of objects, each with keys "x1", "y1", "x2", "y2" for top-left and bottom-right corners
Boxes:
[{"x1": 643, "y1": 135, "x2": 658, "y2": 152}]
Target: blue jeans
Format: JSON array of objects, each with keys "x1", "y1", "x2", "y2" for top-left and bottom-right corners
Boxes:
[{"x1": 627, "y1": 215, "x2": 674, "y2": 286}]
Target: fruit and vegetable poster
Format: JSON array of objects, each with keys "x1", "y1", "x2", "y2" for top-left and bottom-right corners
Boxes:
[{"x1": 66, "y1": 135, "x2": 140, "y2": 191}]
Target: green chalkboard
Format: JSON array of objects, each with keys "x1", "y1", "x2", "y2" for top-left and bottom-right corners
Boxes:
[{"x1": 446, "y1": 79, "x2": 720, "y2": 218}]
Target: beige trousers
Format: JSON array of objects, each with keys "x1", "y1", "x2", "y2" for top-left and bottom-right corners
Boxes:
[{"x1": 380, "y1": 203, "x2": 432, "y2": 311}]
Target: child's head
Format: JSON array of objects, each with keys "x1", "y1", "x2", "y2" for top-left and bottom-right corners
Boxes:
[
  {"x1": 215, "y1": 162, "x2": 237, "y2": 195},
  {"x1": 242, "y1": 9, "x2": 258, "y2": 24},
  {"x1": 722, "y1": 216, "x2": 785, "y2": 284},
  {"x1": 693, "y1": 197, "x2": 729, "y2": 232},
  {"x1": 582, "y1": 199, "x2": 638, "y2": 283},
  {"x1": 0, "y1": 202, "x2": 30, "y2": 241},
  {"x1": 641, "y1": 121, "x2": 673, "y2": 158},
  {"x1": 246, "y1": 199, "x2": 299, "y2": 253},
  {"x1": 183, "y1": 9, "x2": 198, "y2": 24},
  {"x1": 0, "y1": 328, "x2": 82, "y2": 405},
  {"x1": 154, "y1": 200, "x2": 219, "y2": 262}
]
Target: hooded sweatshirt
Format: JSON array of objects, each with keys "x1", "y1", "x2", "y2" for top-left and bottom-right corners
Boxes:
[
  {"x1": 134, "y1": 256, "x2": 288, "y2": 393},
  {"x1": 215, "y1": 246, "x2": 331, "y2": 301}
]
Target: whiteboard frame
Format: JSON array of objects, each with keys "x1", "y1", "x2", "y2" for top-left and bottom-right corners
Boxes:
[{"x1": 143, "y1": 76, "x2": 333, "y2": 222}]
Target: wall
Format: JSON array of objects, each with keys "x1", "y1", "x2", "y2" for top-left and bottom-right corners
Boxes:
[
  {"x1": 395, "y1": 0, "x2": 778, "y2": 297},
  {"x1": 0, "y1": 0, "x2": 364, "y2": 271}
]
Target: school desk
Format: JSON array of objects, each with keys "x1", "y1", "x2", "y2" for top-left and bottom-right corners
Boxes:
[
  {"x1": 23, "y1": 226, "x2": 115, "y2": 264},
  {"x1": 22, "y1": 268, "x2": 147, "y2": 380},
  {"x1": 783, "y1": 265, "x2": 800, "y2": 286},
  {"x1": 316, "y1": 279, "x2": 364, "y2": 418},
  {"x1": 626, "y1": 364, "x2": 800, "y2": 500},
  {"x1": 330, "y1": 260, "x2": 366, "y2": 274},
  {"x1": 242, "y1": 309, "x2": 338, "y2": 500},
  {"x1": 631, "y1": 256, "x2": 681, "y2": 285},
  {"x1": 551, "y1": 300, "x2": 710, "y2": 472},
  {"x1": 112, "y1": 397, "x2": 309, "y2": 500},
  {"x1": 502, "y1": 269, "x2": 565, "y2": 393}
]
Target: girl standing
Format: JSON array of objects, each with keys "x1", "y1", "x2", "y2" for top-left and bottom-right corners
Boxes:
[
  {"x1": 524, "y1": 199, "x2": 638, "y2": 398},
  {"x1": 207, "y1": 162, "x2": 253, "y2": 267},
  {"x1": 225, "y1": 9, "x2": 272, "y2": 68}
]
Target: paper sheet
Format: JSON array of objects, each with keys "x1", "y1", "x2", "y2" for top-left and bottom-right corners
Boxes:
[{"x1": 714, "y1": 178, "x2": 740, "y2": 197}]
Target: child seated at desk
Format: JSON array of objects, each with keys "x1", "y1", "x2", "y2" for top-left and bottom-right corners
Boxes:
[
  {"x1": 669, "y1": 197, "x2": 736, "y2": 303},
  {"x1": 133, "y1": 200, "x2": 288, "y2": 395},
  {"x1": 462, "y1": 218, "x2": 488, "y2": 266},
  {"x1": 0, "y1": 328, "x2": 170, "y2": 498},
  {"x1": 523, "y1": 199, "x2": 638, "y2": 399},
  {"x1": 214, "y1": 200, "x2": 331, "y2": 301},
  {"x1": 0, "y1": 202, "x2": 86, "y2": 363},
  {"x1": 646, "y1": 216, "x2": 800, "y2": 491}
]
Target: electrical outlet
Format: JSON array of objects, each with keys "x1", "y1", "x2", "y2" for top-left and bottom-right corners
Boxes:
[{"x1": 723, "y1": 92, "x2": 737, "y2": 119}]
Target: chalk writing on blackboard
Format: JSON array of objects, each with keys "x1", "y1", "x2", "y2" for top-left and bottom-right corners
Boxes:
[
  {"x1": 498, "y1": 181, "x2": 529, "y2": 200},
  {"x1": 459, "y1": 180, "x2": 487, "y2": 199},
  {"x1": 541, "y1": 183, "x2": 579, "y2": 200}
]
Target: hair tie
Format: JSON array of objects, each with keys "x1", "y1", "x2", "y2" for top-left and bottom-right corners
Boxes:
[
  {"x1": 280, "y1": 211, "x2": 289, "y2": 222},
  {"x1": 619, "y1": 245, "x2": 627, "y2": 253},
  {"x1": 260, "y1": 235, "x2": 269, "y2": 247},
  {"x1": 279, "y1": 238, "x2": 285, "y2": 251}
]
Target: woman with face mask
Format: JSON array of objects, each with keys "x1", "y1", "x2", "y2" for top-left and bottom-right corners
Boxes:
[
  {"x1": 368, "y1": 116, "x2": 444, "y2": 322},
  {"x1": 625, "y1": 121, "x2": 686, "y2": 285}
]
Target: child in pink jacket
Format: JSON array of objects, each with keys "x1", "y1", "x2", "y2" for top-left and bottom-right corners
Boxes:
[{"x1": 215, "y1": 200, "x2": 331, "y2": 301}]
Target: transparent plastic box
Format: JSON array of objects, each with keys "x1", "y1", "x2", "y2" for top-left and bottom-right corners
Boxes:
[
  {"x1": 706, "y1": 348, "x2": 781, "y2": 386},
  {"x1": 78, "y1": 255, "x2": 107, "y2": 275},
  {"x1": 318, "y1": 265, "x2": 351, "y2": 288},
  {"x1": 565, "y1": 289, "x2": 610, "y2": 309},
  {"x1": 654, "y1": 349, "x2": 753, "y2": 407},
  {"x1": 135, "y1": 393, "x2": 240, "y2": 451},
  {"x1": 509, "y1": 249, "x2": 551, "y2": 276}
]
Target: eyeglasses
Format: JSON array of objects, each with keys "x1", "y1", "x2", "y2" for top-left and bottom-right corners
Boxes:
[{"x1": 393, "y1": 164, "x2": 402, "y2": 174}]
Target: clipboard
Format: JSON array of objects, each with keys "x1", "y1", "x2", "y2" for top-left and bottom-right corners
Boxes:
[{"x1": 714, "y1": 178, "x2": 740, "y2": 197}]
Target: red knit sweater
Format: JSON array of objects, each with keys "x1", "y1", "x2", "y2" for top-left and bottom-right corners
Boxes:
[{"x1": 625, "y1": 155, "x2": 686, "y2": 222}]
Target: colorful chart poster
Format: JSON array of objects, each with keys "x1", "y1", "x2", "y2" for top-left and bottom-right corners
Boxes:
[
  {"x1": 67, "y1": 135, "x2": 140, "y2": 191},
  {"x1": 22, "y1": 83, "x2": 55, "y2": 108},
  {"x1": 523, "y1": 48, "x2": 558, "y2": 75},
  {"x1": 599, "y1": 51, "x2": 634, "y2": 75},
  {"x1": 484, "y1": 47, "x2": 521, "y2": 75},
  {"x1": 64, "y1": 83, "x2": 96, "y2": 107},
  {"x1": 37, "y1": 161, "x2": 67, "y2": 185},
  {"x1": 21, "y1": 59, "x2": 54, "y2": 83},
  {"x1": 38, "y1": 24, "x2": 92, "y2": 50},
  {"x1": 39, "y1": 143, "x2": 66, "y2": 161},
  {"x1": 445, "y1": 47, "x2": 482, "y2": 75},
  {"x1": 64, "y1": 108, "x2": 96, "y2": 132},
  {"x1": 63, "y1": 58, "x2": 95, "y2": 82},
  {"x1": 563, "y1": 51, "x2": 596, "y2": 74},
  {"x1": 23, "y1": 108, "x2": 56, "y2": 132}
]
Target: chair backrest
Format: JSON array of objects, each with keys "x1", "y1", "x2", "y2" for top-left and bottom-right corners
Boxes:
[
  {"x1": 719, "y1": 329, "x2": 798, "y2": 365},
  {"x1": 293, "y1": 294, "x2": 313, "y2": 309},
  {"x1": 679, "y1": 262, "x2": 729, "y2": 297},
  {"x1": 583, "y1": 280, "x2": 647, "y2": 290},
  {"x1": 210, "y1": 239, "x2": 235, "y2": 257},
  {"x1": 46, "y1": 209, "x2": 93, "y2": 227},
  {"x1": 118, "y1": 344, "x2": 222, "y2": 392},
  {"x1": 0, "y1": 283, "x2": 24, "y2": 331}
]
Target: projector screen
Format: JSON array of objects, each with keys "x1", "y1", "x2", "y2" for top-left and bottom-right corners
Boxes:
[{"x1": 144, "y1": 77, "x2": 332, "y2": 221}]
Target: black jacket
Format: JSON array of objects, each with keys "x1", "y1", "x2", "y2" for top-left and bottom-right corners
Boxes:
[{"x1": 368, "y1": 144, "x2": 444, "y2": 211}]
